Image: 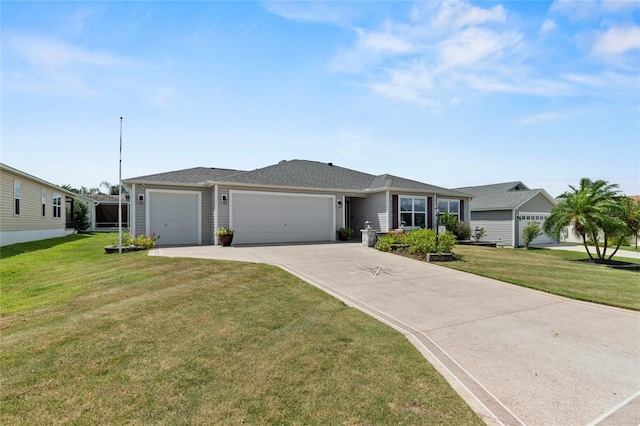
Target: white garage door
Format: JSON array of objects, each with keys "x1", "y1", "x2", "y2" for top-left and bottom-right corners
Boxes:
[
  {"x1": 148, "y1": 191, "x2": 201, "y2": 246},
  {"x1": 231, "y1": 191, "x2": 334, "y2": 245},
  {"x1": 518, "y1": 214, "x2": 556, "y2": 246}
]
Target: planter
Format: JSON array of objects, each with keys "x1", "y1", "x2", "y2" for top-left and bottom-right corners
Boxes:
[
  {"x1": 338, "y1": 232, "x2": 350, "y2": 241},
  {"x1": 219, "y1": 234, "x2": 234, "y2": 246},
  {"x1": 104, "y1": 245, "x2": 146, "y2": 254},
  {"x1": 427, "y1": 252, "x2": 454, "y2": 262}
]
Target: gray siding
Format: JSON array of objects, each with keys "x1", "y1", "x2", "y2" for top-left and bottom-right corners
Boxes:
[
  {"x1": 136, "y1": 184, "x2": 211, "y2": 245},
  {"x1": 518, "y1": 193, "x2": 555, "y2": 213},
  {"x1": 470, "y1": 210, "x2": 514, "y2": 245},
  {"x1": 350, "y1": 192, "x2": 388, "y2": 237}
]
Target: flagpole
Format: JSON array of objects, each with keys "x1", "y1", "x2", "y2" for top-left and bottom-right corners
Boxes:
[{"x1": 118, "y1": 116, "x2": 123, "y2": 254}]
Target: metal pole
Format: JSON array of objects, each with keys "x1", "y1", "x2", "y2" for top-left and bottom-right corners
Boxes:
[{"x1": 118, "y1": 117, "x2": 123, "y2": 254}]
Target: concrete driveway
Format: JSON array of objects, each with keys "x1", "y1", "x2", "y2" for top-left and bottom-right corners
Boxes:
[{"x1": 150, "y1": 243, "x2": 640, "y2": 426}]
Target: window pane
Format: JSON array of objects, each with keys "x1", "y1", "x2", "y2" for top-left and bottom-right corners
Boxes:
[
  {"x1": 400, "y1": 198, "x2": 412, "y2": 212},
  {"x1": 437, "y1": 200, "x2": 448, "y2": 213},
  {"x1": 414, "y1": 198, "x2": 426, "y2": 212},
  {"x1": 415, "y1": 213, "x2": 426, "y2": 228},
  {"x1": 449, "y1": 201, "x2": 459, "y2": 214},
  {"x1": 400, "y1": 213, "x2": 412, "y2": 227}
]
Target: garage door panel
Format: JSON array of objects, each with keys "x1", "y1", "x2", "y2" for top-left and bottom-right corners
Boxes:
[
  {"x1": 231, "y1": 192, "x2": 334, "y2": 244},
  {"x1": 148, "y1": 192, "x2": 200, "y2": 246}
]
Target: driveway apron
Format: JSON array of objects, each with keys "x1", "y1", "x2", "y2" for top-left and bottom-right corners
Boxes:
[{"x1": 151, "y1": 243, "x2": 640, "y2": 426}]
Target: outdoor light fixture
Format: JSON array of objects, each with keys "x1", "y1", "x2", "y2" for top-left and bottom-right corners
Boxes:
[
  {"x1": 221, "y1": 194, "x2": 228, "y2": 204},
  {"x1": 138, "y1": 194, "x2": 144, "y2": 204},
  {"x1": 337, "y1": 200, "x2": 342, "y2": 207}
]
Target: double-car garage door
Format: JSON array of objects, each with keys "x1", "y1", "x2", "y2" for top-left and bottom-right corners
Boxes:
[
  {"x1": 147, "y1": 190, "x2": 335, "y2": 246},
  {"x1": 231, "y1": 191, "x2": 335, "y2": 245}
]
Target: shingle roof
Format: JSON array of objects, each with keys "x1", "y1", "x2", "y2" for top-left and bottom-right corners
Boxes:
[
  {"x1": 217, "y1": 160, "x2": 376, "y2": 190},
  {"x1": 124, "y1": 160, "x2": 470, "y2": 196},
  {"x1": 454, "y1": 181, "x2": 549, "y2": 210},
  {"x1": 125, "y1": 167, "x2": 245, "y2": 184},
  {"x1": 370, "y1": 174, "x2": 471, "y2": 197}
]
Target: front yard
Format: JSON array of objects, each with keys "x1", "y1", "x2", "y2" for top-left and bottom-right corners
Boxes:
[
  {"x1": 1, "y1": 234, "x2": 481, "y2": 425},
  {"x1": 441, "y1": 245, "x2": 640, "y2": 311}
]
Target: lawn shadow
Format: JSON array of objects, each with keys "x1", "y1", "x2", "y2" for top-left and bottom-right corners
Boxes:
[{"x1": 0, "y1": 234, "x2": 93, "y2": 259}]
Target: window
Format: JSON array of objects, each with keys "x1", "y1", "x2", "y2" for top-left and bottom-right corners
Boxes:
[
  {"x1": 400, "y1": 196, "x2": 426, "y2": 229},
  {"x1": 437, "y1": 199, "x2": 460, "y2": 221},
  {"x1": 14, "y1": 180, "x2": 20, "y2": 215},
  {"x1": 53, "y1": 193, "x2": 62, "y2": 218},
  {"x1": 42, "y1": 189, "x2": 46, "y2": 217}
]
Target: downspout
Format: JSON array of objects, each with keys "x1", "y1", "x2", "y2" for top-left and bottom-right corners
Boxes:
[
  {"x1": 130, "y1": 184, "x2": 136, "y2": 235},
  {"x1": 386, "y1": 191, "x2": 390, "y2": 232},
  {"x1": 214, "y1": 184, "x2": 219, "y2": 245},
  {"x1": 513, "y1": 209, "x2": 517, "y2": 247}
]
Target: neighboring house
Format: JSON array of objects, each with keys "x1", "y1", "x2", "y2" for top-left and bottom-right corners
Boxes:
[
  {"x1": 123, "y1": 159, "x2": 472, "y2": 246},
  {"x1": 0, "y1": 163, "x2": 90, "y2": 247},
  {"x1": 81, "y1": 194, "x2": 129, "y2": 232},
  {"x1": 454, "y1": 181, "x2": 557, "y2": 247}
]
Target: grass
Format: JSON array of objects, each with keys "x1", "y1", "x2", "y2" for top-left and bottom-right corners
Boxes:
[
  {"x1": 441, "y1": 245, "x2": 640, "y2": 311},
  {"x1": 1, "y1": 234, "x2": 481, "y2": 425}
]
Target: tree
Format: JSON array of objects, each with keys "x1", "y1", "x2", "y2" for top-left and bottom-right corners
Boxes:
[
  {"x1": 100, "y1": 181, "x2": 128, "y2": 196},
  {"x1": 543, "y1": 178, "x2": 624, "y2": 260},
  {"x1": 73, "y1": 201, "x2": 91, "y2": 232},
  {"x1": 607, "y1": 197, "x2": 640, "y2": 256},
  {"x1": 522, "y1": 221, "x2": 542, "y2": 249}
]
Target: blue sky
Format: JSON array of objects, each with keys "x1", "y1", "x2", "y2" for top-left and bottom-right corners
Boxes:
[{"x1": 2, "y1": 0, "x2": 639, "y2": 197}]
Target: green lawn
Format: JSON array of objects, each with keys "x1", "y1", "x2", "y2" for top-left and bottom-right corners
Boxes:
[
  {"x1": 442, "y1": 245, "x2": 640, "y2": 311},
  {"x1": 1, "y1": 234, "x2": 481, "y2": 425}
]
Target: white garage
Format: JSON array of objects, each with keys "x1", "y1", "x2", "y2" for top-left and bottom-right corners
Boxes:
[
  {"x1": 147, "y1": 190, "x2": 201, "y2": 246},
  {"x1": 230, "y1": 191, "x2": 335, "y2": 245},
  {"x1": 517, "y1": 213, "x2": 556, "y2": 246}
]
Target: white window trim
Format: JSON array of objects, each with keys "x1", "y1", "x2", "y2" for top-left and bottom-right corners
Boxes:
[
  {"x1": 53, "y1": 193, "x2": 62, "y2": 218},
  {"x1": 399, "y1": 195, "x2": 427, "y2": 230},
  {"x1": 42, "y1": 189, "x2": 46, "y2": 217},
  {"x1": 13, "y1": 180, "x2": 20, "y2": 216},
  {"x1": 437, "y1": 199, "x2": 460, "y2": 220}
]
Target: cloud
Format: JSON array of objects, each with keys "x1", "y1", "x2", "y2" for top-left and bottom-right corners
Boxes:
[
  {"x1": 437, "y1": 27, "x2": 522, "y2": 69},
  {"x1": 591, "y1": 26, "x2": 640, "y2": 56},
  {"x1": 3, "y1": 32, "x2": 139, "y2": 97},
  {"x1": 549, "y1": 0, "x2": 640, "y2": 20},
  {"x1": 539, "y1": 19, "x2": 557, "y2": 35},
  {"x1": 357, "y1": 29, "x2": 413, "y2": 54},
  {"x1": 262, "y1": 1, "x2": 348, "y2": 25},
  {"x1": 5, "y1": 33, "x2": 122, "y2": 69},
  {"x1": 516, "y1": 111, "x2": 565, "y2": 125}
]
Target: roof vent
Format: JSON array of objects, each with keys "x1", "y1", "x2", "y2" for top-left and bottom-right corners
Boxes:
[
  {"x1": 279, "y1": 160, "x2": 287, "y2": 164},
  {"x1": 327, "y1": 162, "x2": 333, "y2": 166}
]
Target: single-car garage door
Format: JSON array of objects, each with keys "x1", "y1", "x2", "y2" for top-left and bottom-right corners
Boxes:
[
  {"x1": 231, "y1": 191, "x2": 334, "y2": 245},
  {"x1": 518, "y1": 214, "x2": 556, "y2": 246},
  {"x1": 148, "y1": 190, "x2": 201, "y2": 245}
]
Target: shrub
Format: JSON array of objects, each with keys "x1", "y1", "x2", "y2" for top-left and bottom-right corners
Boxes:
[
  {"x1": 522, "y1": 222, "x2": 542, "y2": 248},
  {"x1": 437, "y1": 232, "x2": 457, "y2": 253},
  {"x1": 336, "y1": 227, "x2": 353, "y2": 235},
  {"x1": 375, "y1": 231, "x2": 405, "y2": 252},
  {"x1": 439, "y1": 212, "x2": 458, "y2": 233},
  {"x1": 455, "y1": 221, "x2": 471, "y2": 240},
  {"x1": 405, "y1": 229, "x2": 437, "y2": 260},
  {"x1": 120, "y1": 232, "x2": 161, "y2": 249},
  {"x1": 472, "y1": 227, "x2": 486, "y2": 242},
  {"x1": 73, "y1": 201, "x2": 91, "y2": 232}
]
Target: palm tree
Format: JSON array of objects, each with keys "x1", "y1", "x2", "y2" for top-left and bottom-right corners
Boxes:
[{"x1": 543, "y1": 178, "x2": 624, "y2": 260}]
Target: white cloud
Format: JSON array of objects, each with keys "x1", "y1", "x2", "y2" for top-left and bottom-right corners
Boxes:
[
  {"x1": 5, "y1": 33, "x2": 121, "y2": 69},
  {"x1": 549, "y1": 0, "x2": 640, "y2": 20},
  {"x1": 357, "y1": 29, "x2": 413, "y2": 54},
  {"x1": 431, "y1": 0, "x2": 506, "y2": 31},
  {"x1": 262, "y1": 1, "x2": 347, "y2": 25},
  {"x1": 437, "y1": 27, "x2": 522, "y2": 70},
  {"x1": 591, "y1": 26, "x2": 640, "y2": 56},
  {"x1": 539, "y1": 19, "x2": 557, "y2": 35},
  {"x1": 516, "y1": 112, "x2": 564, "y2": 125}
]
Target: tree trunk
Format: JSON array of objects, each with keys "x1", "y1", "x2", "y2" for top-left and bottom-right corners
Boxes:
[{"x1": 581, "y1": 233, "x2": 594, "y2": 260}]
